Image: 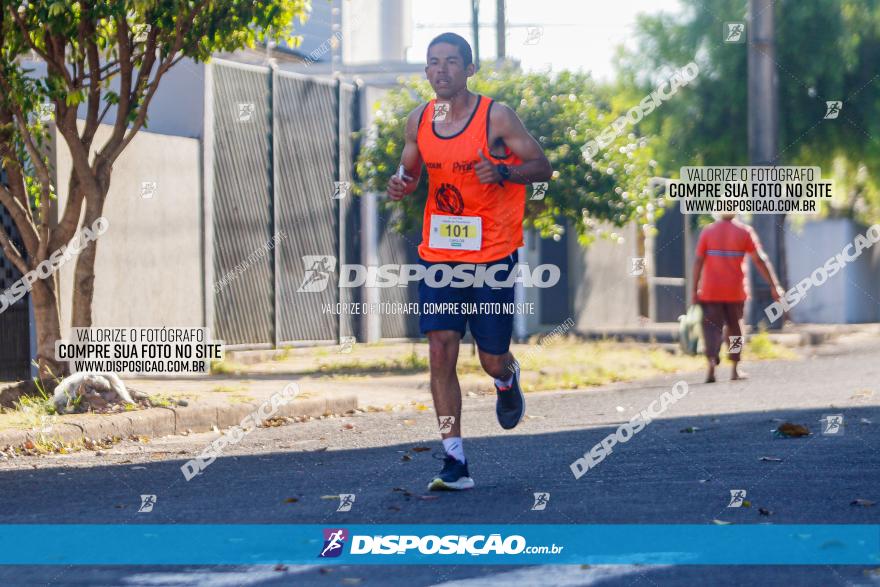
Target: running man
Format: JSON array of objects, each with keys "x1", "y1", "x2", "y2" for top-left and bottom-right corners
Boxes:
[
  {"x1": 692, "y1": 214, "x2": 785, "y2": 383},
  {"x1": 387, "y1": 32, "x2": 552, "y2": 491}
]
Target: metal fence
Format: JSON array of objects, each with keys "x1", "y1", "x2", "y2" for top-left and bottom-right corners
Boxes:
[{"x1": 208, "y1": 60, "x2": 359, "y2": 348}]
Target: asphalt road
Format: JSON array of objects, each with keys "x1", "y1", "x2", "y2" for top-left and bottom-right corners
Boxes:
[{"x1": 0, "y1": 339, "x2": 878, "y2": 586}]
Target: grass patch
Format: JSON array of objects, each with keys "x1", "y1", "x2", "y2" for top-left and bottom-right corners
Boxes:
[
  {"x1": 7, "y1": 377, "x2": 61, "y2": 428},
  {"x1": 212, "y1": 384, "x2": 248, "y2": 394},
  {"x1": 511, "y1": 341, "x2": 705, "y2": 392},
  {"x1": 747, "y1": 331, "x2": 797, "y2": 360},
  {"x1": 199, "y1": 335, "x2": 794, "y2": 395},
  {"x1": 315, "y1": 348, "x2": 428, "y2": 376},
  {"x1": 211, "y1": 359, "x2": 249, "y2": 375},
  {"x1": 146, "y1": 394, "x2": 175, "y2": 408}
]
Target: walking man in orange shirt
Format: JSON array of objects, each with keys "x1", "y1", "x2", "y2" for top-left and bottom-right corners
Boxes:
[
  {"x1": 387, "y1": 33, "x2": 552, "y2": 490},
  {"x1": 692, "y1": 214, "x2": 785, "y2": 383}
]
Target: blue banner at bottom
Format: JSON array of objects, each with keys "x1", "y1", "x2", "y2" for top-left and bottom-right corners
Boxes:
[{"x1": 0, "y1": 525, "x2": 877, "y2": 565}]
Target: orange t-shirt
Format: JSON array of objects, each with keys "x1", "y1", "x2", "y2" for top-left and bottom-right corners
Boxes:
[
  {"x1": 696, "y1": 219, "x2": 760, "y2": 302},
  {"x1": 416, "y1": 95, "x2": 526, "y2": 263}
]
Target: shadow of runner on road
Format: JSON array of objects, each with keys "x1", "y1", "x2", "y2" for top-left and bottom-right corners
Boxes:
[
  {"x1": 0, "y1": 406, "x2": 877, "y2": 586},
  {"x1": 1, "y1": 406, "x2": 877, "y2": 525}
]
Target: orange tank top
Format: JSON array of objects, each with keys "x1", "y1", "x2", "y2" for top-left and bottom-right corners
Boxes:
[{"x1": 416, "y1": 95, "x2": 526, "y2": 263}]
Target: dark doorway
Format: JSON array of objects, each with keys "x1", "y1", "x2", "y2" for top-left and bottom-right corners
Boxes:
[
  {"x1": 539, "y1": 228, "x2": 570, "y2": 325},
  {"x1": 0, "y1": 203, "x2": 31, "y2": 381}
]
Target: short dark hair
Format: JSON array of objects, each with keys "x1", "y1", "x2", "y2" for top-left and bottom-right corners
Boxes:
[{"x1": 427, "y1": 32, "x2": 473, "y2": 67}]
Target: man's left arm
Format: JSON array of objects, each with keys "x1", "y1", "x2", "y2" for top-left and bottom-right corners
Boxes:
[
  {"x1": 474, "y1": 103, "x2": 552, "y2": 185},
  {"x1": 746, "y1": 228, "x2": 785, "y2": 301}
]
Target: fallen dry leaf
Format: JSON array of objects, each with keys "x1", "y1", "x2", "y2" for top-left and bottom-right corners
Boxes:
[
  {"x1": 284, "y1": 497, "x2": 298, "y2": 503},
  {"x1": 776, "y1": 422, "x2": 810, "y2": 437},
  {"x1": 260, "y1": 417, "x2": 287, "y2": 428},
  {"x1": 850, "y1": 499, "x2": 876, "y2": 507},
  {"x1": 411, "y1": 447, "x2": 431, "y2": 453},
  {"x1": 342, "y1": 423, "x2": 355, "y2": 430},
  {"x1": 401, "y1": 454, "x2": 413, "y2": 462}
]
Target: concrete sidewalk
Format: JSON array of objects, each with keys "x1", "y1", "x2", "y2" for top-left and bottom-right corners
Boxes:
[
  {"x1": 0, "y1": 377, "x2": 358, "y2": 452},
  {"x1": 579, "y1": 321, "x2": 880, "y2": 345},
  {"x1": 0, "y1": 322, "x2": 871, "y2": 452}
]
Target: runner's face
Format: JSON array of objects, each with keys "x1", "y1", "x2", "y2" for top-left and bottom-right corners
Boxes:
[{"x1": 425, "y1": 43, "x2": 473, "y2": 98}]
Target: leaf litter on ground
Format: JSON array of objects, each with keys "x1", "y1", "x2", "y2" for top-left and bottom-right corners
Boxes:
[{"x1": 774, "y1": 422, "x2": 810, "y2": 438}]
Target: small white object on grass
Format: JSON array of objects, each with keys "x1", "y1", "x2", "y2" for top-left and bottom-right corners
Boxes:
[{"x1": 52, "y1": 372, "x2": 144, "y2": 413}]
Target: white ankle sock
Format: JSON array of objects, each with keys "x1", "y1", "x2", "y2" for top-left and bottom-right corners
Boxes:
[{"x1": 442, "y1": 437, "x2": 465, "y2": 463}]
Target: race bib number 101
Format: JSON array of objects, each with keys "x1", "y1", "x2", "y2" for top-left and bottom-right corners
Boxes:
[{"x1": 429, "y1": 214, "x2": 482, "y2": 251}]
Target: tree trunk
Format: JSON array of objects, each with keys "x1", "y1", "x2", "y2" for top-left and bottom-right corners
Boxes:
[
  {"x1": 30, "y1": 276, "x2": 67, "y2": 385},
  {"x1": 70, "y1": 189, "x2": 107, "y2": 329},
  {"x1": 70, "y1": 233, "x2": 98, "y2": 328}
]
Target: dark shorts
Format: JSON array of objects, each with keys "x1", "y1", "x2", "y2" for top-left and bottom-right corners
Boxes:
[
  {"x1": 701, "y1": 301, "x2": 745, "y2": 362},
  {"x1": 418, "y1": 251, "x2": 518, "y2": 356}
]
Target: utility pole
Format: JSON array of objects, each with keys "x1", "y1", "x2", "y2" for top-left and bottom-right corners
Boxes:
[
  {"x1": 496, "y1": 0, "x2": 506, "y2": 61},
  {"x1": 747, "y1": 0, "x2": 785, "y2": 329},
  {"x1": 471, "y1": 0, "x2": 480, "y2": 69}
]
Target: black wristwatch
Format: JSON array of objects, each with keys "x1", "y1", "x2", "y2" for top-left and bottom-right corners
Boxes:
[{"x1": 497, "y1": 163, "x2": 511, "y2": 181}]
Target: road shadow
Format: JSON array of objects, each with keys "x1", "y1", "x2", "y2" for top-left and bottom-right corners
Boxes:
[{"x1": 0, "y1": 405, "x2": 877, "y2": 586}]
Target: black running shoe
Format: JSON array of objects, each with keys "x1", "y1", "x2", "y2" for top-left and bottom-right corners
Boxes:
[
  {"x1": 428, "y1": 455, "x2": 475, "y2": 491},
  {"x1": 495, "y1": 361, "x2": 525, "y2": 429}
]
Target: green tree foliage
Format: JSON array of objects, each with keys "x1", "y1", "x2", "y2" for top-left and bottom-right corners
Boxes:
[
  {"x1": 0, "y1": 0, "x2": 309, "y2": 380},
  {"x1": 356, "y1": 64, "x2": 665, "y2": 245},
  {"x1": 616, "y1": 0, "x2": 880, "y2": 223}
]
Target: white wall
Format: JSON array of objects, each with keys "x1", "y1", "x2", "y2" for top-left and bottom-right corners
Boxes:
[
  {"x1": 569, "y1": 223, "x2": 640, "y2": 329},
  {"x1": 785, "y1": 218, "x2": 880, "y2": 323},
  {"x1": 54, "y1": 125, "x2": 203, "y2": 334},
  {"x1": 344, "y1": 0, "x2": 412, "y2": 65}
]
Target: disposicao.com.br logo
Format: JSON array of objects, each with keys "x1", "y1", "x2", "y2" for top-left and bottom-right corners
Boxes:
[{"x1": 317, "y1": 528, "x2": 563, "y2": 557}]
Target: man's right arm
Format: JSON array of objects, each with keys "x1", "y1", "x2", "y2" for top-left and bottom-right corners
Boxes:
[
  {"x1": 387, "y1": 105, "x2": 425, "y2": 200},
  {"x1": 692, "y1": 231, "x2": 708, "y2": 303},
  {"x1": 692, "y1": 256, "x2": 704, "y2": 304}
]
